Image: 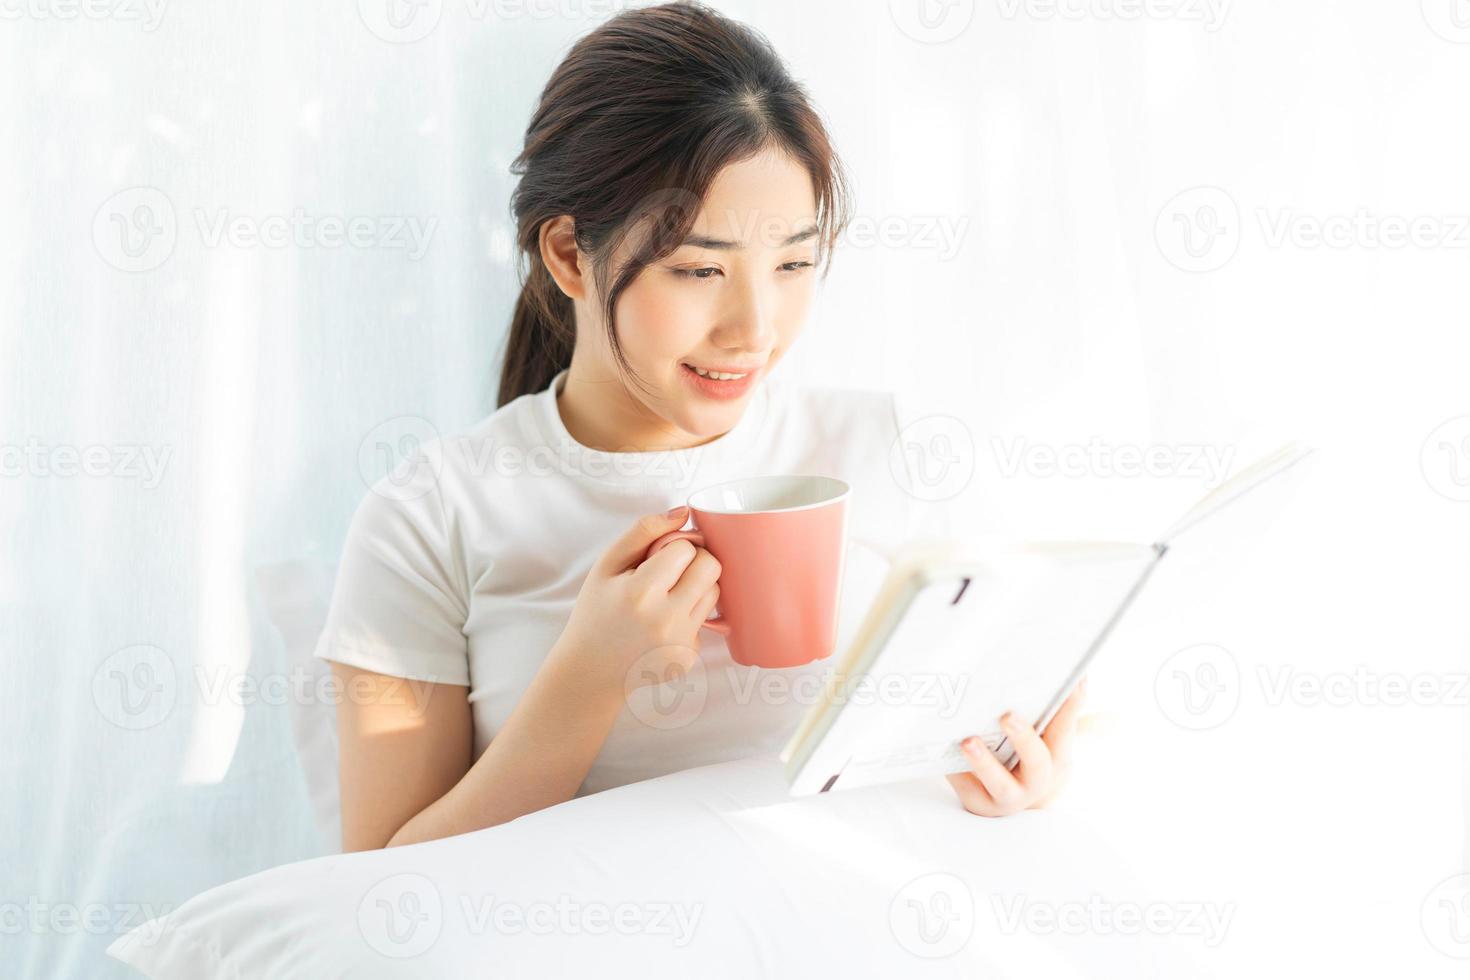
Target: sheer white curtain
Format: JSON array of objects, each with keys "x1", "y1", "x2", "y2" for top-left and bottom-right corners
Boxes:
[{"x1": 4, "y1": 2, "x2": 1467, "y2": 976}]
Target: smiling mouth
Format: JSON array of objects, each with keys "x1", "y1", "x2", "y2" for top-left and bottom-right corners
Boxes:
[{"x1": 680, "y1": 361, "x2": 761, "y2": 381}]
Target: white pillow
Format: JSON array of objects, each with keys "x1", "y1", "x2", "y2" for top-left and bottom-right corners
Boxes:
[
  {"x1": 254, "y1": 559, "x2": 341, "y2": 853},
  {"x1": 108, "y1": 754, "x2": 1210, "y2": 979}
]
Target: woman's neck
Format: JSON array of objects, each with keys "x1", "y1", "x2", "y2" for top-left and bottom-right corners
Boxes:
[{"x1": 556, "y1": 358, "x2": 724, "y2": 453}]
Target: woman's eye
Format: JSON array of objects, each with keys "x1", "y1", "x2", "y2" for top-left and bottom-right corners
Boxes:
[{"x1": 675, "y1": 261, "x2": 812, "y2": 281}]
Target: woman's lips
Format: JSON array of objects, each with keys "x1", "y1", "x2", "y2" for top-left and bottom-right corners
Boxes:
[{"x1": 679, "y1": 361, "x2": 759, "y2": 400}]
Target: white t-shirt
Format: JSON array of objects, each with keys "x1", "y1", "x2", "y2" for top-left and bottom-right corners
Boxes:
[{"x1": 314, "y1": 367, "x2": 949, "y2": 797}]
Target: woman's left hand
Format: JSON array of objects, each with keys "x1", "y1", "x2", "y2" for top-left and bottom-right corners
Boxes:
[{"x1": 946, "y1": 678, "x2": 1087, "y2": 817}]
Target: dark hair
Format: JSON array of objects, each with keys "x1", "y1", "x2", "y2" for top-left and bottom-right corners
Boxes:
[{"x1": 497, "y1": 0, "x2": 851, "y2": 408}]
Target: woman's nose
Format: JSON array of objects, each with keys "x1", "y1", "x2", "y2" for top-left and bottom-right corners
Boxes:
[{"x1": 716, "y1": 278, "x2": 779, "y2": 352}]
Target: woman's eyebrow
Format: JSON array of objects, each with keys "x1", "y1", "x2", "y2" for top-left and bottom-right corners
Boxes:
[{"x1": 679, "y1": 224, "x2": 819, "y2": 250}]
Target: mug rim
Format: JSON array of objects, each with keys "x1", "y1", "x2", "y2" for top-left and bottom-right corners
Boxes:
[{"x1": 687, "y1": 474, "x2": 850, "y2": 516}]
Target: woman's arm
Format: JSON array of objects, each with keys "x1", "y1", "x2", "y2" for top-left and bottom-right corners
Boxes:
[
  {"x1": 332, "y1": 648, "x2": 626, "y2": 852},
  {"x1": 334, "y1": 506, "x2": 718, "y2": 850},
  {"x1": 332, "y1": 662, "x2": 471, "y2": 852}
]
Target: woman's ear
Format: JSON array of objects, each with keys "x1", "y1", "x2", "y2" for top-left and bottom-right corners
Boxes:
[{"x1": 539, "y1": 215, "x2": 588, "y2": 301}]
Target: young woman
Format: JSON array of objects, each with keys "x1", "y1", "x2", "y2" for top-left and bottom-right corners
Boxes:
[{"x1": 317, "y1": 1, "x2": 1085, "y2": 852}]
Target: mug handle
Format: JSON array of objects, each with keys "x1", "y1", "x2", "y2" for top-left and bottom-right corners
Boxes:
[{"x1": 643, "y1": 529, "x2": 733, "y2": 636}]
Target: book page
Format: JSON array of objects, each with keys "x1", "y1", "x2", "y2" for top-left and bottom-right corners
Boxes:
[
  {"x1": 1155, "y1": 442, "x2": 1315, "y2": 547},
  {"x1": 788, "y1": 543, "x2": 1157, "y2": 793}
]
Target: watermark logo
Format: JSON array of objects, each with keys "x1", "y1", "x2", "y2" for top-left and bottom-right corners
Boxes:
[
  {"x1": 359, "y1": 415, "x2": 443, "y2": 502},
  {"x1": 991, "y1": 436, "x2": 1234, "y2": 488},
  {"x1": 890, "y1": 414, "x2": 976, "y2": 502},
  {"x1": 1157, "y1": 650, "x2": 1469, "y2": 726},
  {"x1": 358, "y1": 874, "x2": 443, "y2": 958},
  {"x1": 889, "y1": 872, "x2": 975, "y2": 958},
  {"x1": 1257, "y1": 209, "x2": 1470, "y2": 251},
  {"x1": 91, "y1": 648, "x2": 442, "y2": 726},
  {"x1": 1257, "y1": 665, "x2": 1470, "y2": 709},
  {"x1": 93, "y1": 190, "x2": 438, "y2": 271},
  {"x1": 358, "y1": 0, "x2": 638, "y2": 44},
  {"x1": 355, "y1": 882, "x2": 704, "y2": 948},
  {"x1": 92, "y1": 645, "x2": 178, "y2": 731},
  {"x1": 192, "y1": 209, "x2": 436, "y2": 259},
  {"x1": 1422, "y1": 0, "x2": 1470, "y2": 43},
  {"x1": 0, "y1": 0, "x2": 168, "y2": 30},
  {"x1": 190, "y1": 664, "x2": 441, "y2": 712},
  {"x1": 358, "y1": 418, "x2": 712, "y2": 500},
  {"x1": 991, "y1": 894, "x2": 1235, "y2": 947},
  {"x1": 840, "y1": 214, "x2": 971, "y2": 261},
  {"x1": 357, "y1": 0, "x2": 443, "y2": 42},
  {"x1": 727, "y1": 669, "x2": 970, "y2": 716},
  {"x1": 93, "y1": 187, "x2": 177, "y2": 273},
  {"x1": 1421, "y1": 416, "x2": 1470, "y2": 502},
  {"x1": 624, "y1": 646, "x2": 708, "y2": 731},
  {"x1": 0, "y1": 898, "x2": 174, "y2": 944},
  {"x1": 993, "y1": 0, "x2": 1230, "y2": 31},
  {"x1": 0, "y1": 440, "x2": 172, "y2": 488},
  {"x1": 623, "y1": 661, "x2": 971, "y2": 731},
  {"x1": 1153, "y1": 643, "x2": 1240, "y2": 730},
  {"x1": 1155, "y1": 186, "x2": 1240, "y2": 273},
  {"x1": 889, "y1": 0, "x2": 976, "y2": 44},
  {"x1": 1159, "y1": 187, "x2": 1470, "y2": 272},
  {"x1": 459, "y1": 894, "x2": 702, "y2": 945},
  {"x1": 1422, "y1": 874, "x2": 1470, "y2": 958}
]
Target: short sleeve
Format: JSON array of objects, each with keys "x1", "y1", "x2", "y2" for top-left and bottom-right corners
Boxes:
[{"x1": 313, "y1": 474, "x2": 471, "y2": 687}]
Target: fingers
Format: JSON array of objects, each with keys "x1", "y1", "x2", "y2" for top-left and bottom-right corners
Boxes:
[
  {"x1": 632, "y1": 538, "x2": 700, "y2": 593},
  {"x1": 952, "y1": 706, "x2": 1070, "y2": 817},
  {"x1": 945, "y1": 771, "x2": 1005, "y2": 817},
  {"x1": 1001, "y1": 712, "x2": 1053, "y2": 789},
  {"x1": 1040, "y1": 678, "x2": 1087, "y2": 758},
  {"x1": 958, "y1": 735, "x2": 1026, "y2": 812},
  {"x1": 595, "y1": 507, "x2": 690, "y2": 577},
  {"x1": 690, "y1": 582, "x2": 721, "y2": 626},
  {"x1": 645, "y1": 529, "x2": 705, "y2": 563},
  {"x1": 668, "y1": 546, "x2": 721, "y2": 610}
]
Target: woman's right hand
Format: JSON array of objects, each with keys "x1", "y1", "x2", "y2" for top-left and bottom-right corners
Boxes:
[{"x1": 551, "y1": 505, "x2": 722, "y2": 696}]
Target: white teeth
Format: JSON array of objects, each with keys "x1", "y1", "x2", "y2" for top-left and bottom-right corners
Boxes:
[{"x1": 689, "y1": 365, "x2": 747, "y2": 381}]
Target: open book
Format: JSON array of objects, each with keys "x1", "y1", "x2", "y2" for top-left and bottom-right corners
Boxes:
[{"x1": 781, "y1": 441, "x2": 1315, "y2": 796}]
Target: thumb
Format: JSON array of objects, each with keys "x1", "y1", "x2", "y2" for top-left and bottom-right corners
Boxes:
[{"x1": 595, "y1": 506, "x2": 690, "y2": 576}]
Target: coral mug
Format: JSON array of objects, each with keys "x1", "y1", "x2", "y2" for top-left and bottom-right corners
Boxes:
[{"x1": 644, "y1": 475, "x2": 850, "y2": 669}]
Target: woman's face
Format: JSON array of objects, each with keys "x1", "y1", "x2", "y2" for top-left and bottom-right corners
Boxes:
[{"x1": 585, "y1": 147, "x2": 822, "y2": 443}]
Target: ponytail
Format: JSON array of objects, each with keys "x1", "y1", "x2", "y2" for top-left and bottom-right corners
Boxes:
[{"x1": 497, "y1": 254, "x2": 574, "y2": 408}]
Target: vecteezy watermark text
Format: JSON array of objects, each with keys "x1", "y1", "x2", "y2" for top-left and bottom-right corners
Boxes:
[
  {"x1": 0, "y1": 440, "x2": 171, "y2": 488},
  {"x1": 0, "y1": 0, "x2": 168, "y2": 29},
  {"x1": 359, "y1": 416, "x2": 711, "y2": 501},
  {"x1": 1157, "y1": 186, "x2": 1470, "y2": 273},
  {"x1": 0, "y1": 898, "x2": 173, "y2": 944},
  {"x1": 357, "y1": 0, "x2": 639, "y2": 44},
  {"x1": 990, "y1": 894, "x2": 1235, "y2": 947},
  {"x1": 992, "y1": 436, "x2": 1235, "y2": 488},
  {"x1": 1155, "y1": 643, "x2": 1470, "y2": 731},
  {"x1": 355, "y1": 873, "x2": 703, "y2": 959},
  {"x1": 92, "y1": 645, "x2": 444, "y2": 731},
  {"x1": 192, "y1": 208, "x2": 436, "y2": 259},
  {"x1": 993, "y1": 0, "x2": 1230, "y2": 31},
  {"x1": 93, "y1": 187, "x2": 438, "y2": 272}
]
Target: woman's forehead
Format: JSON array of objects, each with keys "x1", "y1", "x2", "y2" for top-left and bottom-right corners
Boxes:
[{"x1": 689, "y1": 151, "x2": 819, "y2": 247}]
